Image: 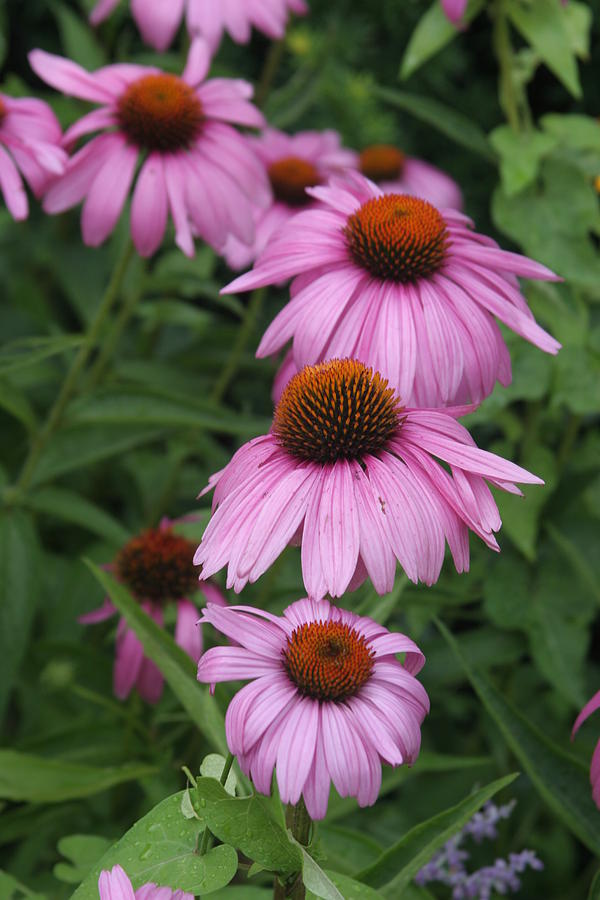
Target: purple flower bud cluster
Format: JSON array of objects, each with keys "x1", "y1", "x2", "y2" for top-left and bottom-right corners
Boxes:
[{"x1": 415, "y1": 801, "x2": 543, "y2": 899}]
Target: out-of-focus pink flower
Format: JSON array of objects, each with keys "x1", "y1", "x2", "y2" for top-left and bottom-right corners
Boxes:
[
  {"x1": 98, "y1": 864, "x2": 192, "y2": 899},
  {"x1": 358, "y1": 144, "x2": 462, "y2": 210},
  {"x1": 441, "y1": 0, "x2": 468, "y2": 24},
  {"x1": 0, "y1": 93, "x2": 66, "y2": 221},
  {"x1": 572, "y1": 689, "x2": 600, "y2": 809},
  {"x1": 90, "y1": 0, "x2": 308, "y2": 54},
  {"x1": 224, "y1": 172, "x2": 560, "y2": 407},
  {"x1": 29, "y1": 41, "x2": 269, "y2": 257},
  {"x1": 197, "y1": 597, "x2": 428, "y2": 820},
  {"x1": 81, "y1": 521, "x2": 227, "y2": 704},
  {"x1": 224, "y1": 126, "x2": 356, "y2": 270},
  {"x1": 194, "y1": 358, "x2": 543, "y2": 600}
]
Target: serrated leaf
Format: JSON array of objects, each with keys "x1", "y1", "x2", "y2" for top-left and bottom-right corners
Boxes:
[
  {"x1": 24, "y1": 486, "x2": 130, "y2": 544},
  {"x1": 0, "y1": 751, "x2": 156, "y2": 803},
  {"x1": 436, "y1": 619, "x2": 600, "y2": 855},
  {"x1": 85, "y1": 561, "x2": 228, "y2": 755},
  {"x1": 71, "y1": 792, "x2": 237, "y2": 898},
  {"x1": 506, "y1": 0, "x2": 581, "y2": 97},
  {"x1": 400, "y1": 0, "x2": 485, "y2": 79},
  {"x1": 195, "y1": 777, "x2": 302, "y2": 876},
  {"x1": 357, "y1": 774, "x2": 518, "y2": 893}
]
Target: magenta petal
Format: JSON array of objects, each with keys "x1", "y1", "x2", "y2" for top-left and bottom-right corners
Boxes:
[
  {"x1": 136, "y1": 657, "x2": 164, "y2": 705},
  {"x1": 113, "y1": 625, "x2": 144, "y2": 700},
  {"x1": 175, "y1": 599, "x2": 202, "y2": 662},
  {"x1": 275, "y1": 697, "x2": 319, "y2": 805},
  {"x1": 98, "y1": 865, "x2": 136, "y2": 900},
  {"x1": 130, "y1": 154, "x2": 168, "y2": 256},
  {"x1": 572, "y1": 689, "x2": 600, "y2": 738},
  {"x1": 79, "y1": 598, "x2": 117, "y2": 624}
]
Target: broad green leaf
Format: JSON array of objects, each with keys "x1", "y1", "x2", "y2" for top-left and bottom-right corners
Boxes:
[
  {"x1": 373, "y1": 85, "x2": 495, "y2": 162},
  {"x1": 308, "y1": 872, "x2": 385, "y2": 899},
  {"x1": 50, "y1": 1, "x2": 106, "y2": 68},
  {"x1": 530, "y1": 606, "x2": 588, "y2": 707},
  {"x1": 291, "y1": 837, "x2": 343, "y2": 900},
  {"x1": 0, "y1": 335, "x2": 83, "y2": 376},
  {"x1": 483, "y1": 551, "x2": 533, "y2": 630},
  {"x1": 0, "y1": 511, "x2": 40, "y2": 722},
  {"x1": 200, "y1": 753, "x2": 238, "y2": 796},
  {"x1": 540, "y1": 114, "x2": 600, "y2": 152},
  {"x1": 0, "y1": 751, "x2": 155, "y2": 803},
  {"x1": 493, "y1": 445, "x2": 556, "y2": 561},
  {"x1": 71, "y1": 792, "x2": 237, "y2": 898},
  {"x1": 506, "y1": 0, "x2": 581, "y2": 97},
  {"x1": 489, "y1": 126, "x2": 556, "y2": 195},
  {"x1": 207, "y1": 890, "x2": 270, "y2": 899},
  {"x1": 356, "y1": 774, "x2": 518, "y2": 893},
  {"x1": 400, "y1": 0, "x2": 485, "y2": 79},
  {"x1": 195, "y1": 777, "x2": 302, "y2": 876},
  {"x1": 563, "y1": 1, "x2": 592, "y2": 59},
  {"x1": 85, "y1": 562, "x2": 228, "y2": 755},
  {"x1": 54, "y1": 835, "x2": 112, "y2": 884},
  {"x1": 545, "y1": 523, "x2": 600, "y2": 606},
  {"x1": 24, "y1": 486, "x2": 130, "y2": 545},
  {"x1": 436, "y1": 619, "x2": 600, "y2": 855},
  {"x1": 553, "y1": 347, "x2": 600, "y2": 414},
  {"x1": 318, "y1": 826, "x2": 382, "y2": 876}
]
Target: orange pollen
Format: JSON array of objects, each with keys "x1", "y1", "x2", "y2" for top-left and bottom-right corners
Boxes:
[
  {"x1": 273, "y1": 358, "x2": 402, "y2": 464},
  {"x1": 283, "y1": 620, "x2": 375, "y2": 701},
  {"x1": 117, "y1": 74, "x2": 204, "y2": 152},
  {"x1": 359, "y1": 144, "x2": 406, "y2": 182},
  {"x1": 268, "y1": 155, "x2": 321, "y2": 206},
  {"x1": 594, "y1": 175, "x2": 600, "y2": 195},
  {"x1": 344, "y1": 194, "x2": 448, "y2": 283},
  {"x1": 0, "y1": 98, "x2": 6, "y2": 125},
  {"x1": 115, "y1": 527, "x2": 198, "y2": 604}
]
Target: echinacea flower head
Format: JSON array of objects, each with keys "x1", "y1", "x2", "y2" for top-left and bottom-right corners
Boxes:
[
  {"x1": 81, "y1": 520, "x2": 226, "y2": 704},
  {"x1": 98, "y1": 864, "x2": 192, "y2": 899},
  {"x1": 29, "y1": 42, "x2": 269, "y2": 257},
  {"x1": 224, "y1": 172, "x2": 561, "y2": 407},
  {"x1": 224, "y1": 127, "x2": 356, "y2": 270},
  {"x1": 572, "y1": 688, "x2": 600, "y2": 808},
  {"x1": 194, "y1": 358, "x2": 543, "y2": 599},
  {"x1": 90, "y1": 0, "x2": 308, "y2": 53},
  {"x1": 0, "y1": 93, "x2": 66, "y2": 221},
  {"x1": 197, "y1": 597, "x2": 429, "y2": 820},
  {"x1": 359, "y1": 143, "x2": 463, "y2": 210}
]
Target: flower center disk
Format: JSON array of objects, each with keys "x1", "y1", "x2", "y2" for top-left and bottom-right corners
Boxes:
[
  {"x1": 273, "y1": 358, "x2": 401, "y2": 463},
  {"x1": 115, "y1": 527, "x2": 198, "y2": 603},
  {"x1": 344, "y1": 194, "x2": 448, "y2": 282},
  {"x1": 117, "y1": 74, "x2": 204, "y2": 152},
  {"x1": 359, "y1": 144, "x2": 406, "y2": 182},
  {"x1": 268, "y1": 155, "x2": 321, "y2": 206},
  {"x1": 0, "y1": 98, "x2": 6, "y2": 125},
  {"x1": 283, "y1": 620, "x2": 374, "y2": 701}
]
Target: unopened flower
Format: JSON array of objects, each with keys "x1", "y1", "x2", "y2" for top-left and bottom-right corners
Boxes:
[
  {"x1": 90, "y1": 0, "x2": 308, "y2": 54},
  {"x1": 359, "y1": 144, "x2": 462, "y2": 210},
  {"x1": 224, "y1": 127, "x2": 356, "y2": 270},
  {"x1": 194, "y1": 358, "x2": 543, "y2": 599},
  {"x1": 224, "y1": 173, "x2": 560, "y2": 407},
  {"x1": 197, "y1": 597, "x2": 429, "y2": 820},
  {"x1": 0, "y1": 93, "x2": 66, "y2": 220},
  {"x1": 29, "y1": 42, "x2": 268, "y2": 257},
  {"x1": 441, "y1": 0, "x2": 467, "y2": 24},
  {"x1": 572, "y1": 689, "x2": 600, "y2": 809},
  {"x1": 98, "y1": 864, "x2": 192, "y2": 899},
  {"x1": 81, "y1": 521, "x2": 226, "y2": 703}
]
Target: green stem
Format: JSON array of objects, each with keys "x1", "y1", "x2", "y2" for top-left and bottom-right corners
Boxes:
[
  {"x1": 198, "y1": 752, "x2": 235, "y2": 856},
  {"x1": 256, "y1": 39, "x2": 286, "y2": 109},
  {"x1": 13, "y1": 240, "x2": 135, "y2": 494},
  {"x1": 492, "y1": 1, "x2": 521, "y2": 132},
  {"x1": 85, "y1": 259, "x2": 147, "y2": 388},
  {"x1": 273, "y1": 799, "x2": 312, "y2": 899},
  {"x1": 211, "y1": 287, "x2": 265, "y2": 404}
]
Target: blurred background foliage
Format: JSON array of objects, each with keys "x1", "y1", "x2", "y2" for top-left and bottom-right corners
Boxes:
[{"x1": 0, "y1": 0, "x2": 599, "y2": 897}]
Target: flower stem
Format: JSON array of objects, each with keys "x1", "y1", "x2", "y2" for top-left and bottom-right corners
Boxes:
[
  {"x1": 256, "y1": 39, "x2": 286, "y2": 109},
  {"x1": 492, "y1": 1, "x2": 521, "y2": 132},
  {"x1": 274, "y1": 799, "x2": 312, "y2": 899},
  {"x1": 211, "y1": 287, "x2": 265, "y2": 404},
  {"x1": 12, "y1": 240, "x2": 135, "y2": 495},
  {"x1": 198, "y1": 752, "x2": 235, "y2": 856}
]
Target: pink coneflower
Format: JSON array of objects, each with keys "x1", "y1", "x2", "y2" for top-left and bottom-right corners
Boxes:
[
  {"x1": 81, "y1": 521, "x2": 226, "y2": 704},
  {"x1": 441, "y1": 0, "x2": 467, "y2": 24},
  {"x1": 0, "y1": 93, "x2": 66, "y2": 221},
  {"x1": 29, "y1": 42, "x2": 269, "y2": 257},
  {"x1": 90, "y1": 0, "x2": 308, "y2": 53},
  {"x1": 99, "y1": 864, "x2": 192, "y2": 899},
  {"x1": 572, "y1": 689, "x2": 600, "y2": 809},
  {"x1": 197, "y1": 597, "x2": 429, "y2": 820},
  {"x1": 194, "y1": 358, "x2": 543, "y2": 599},
  {"x1": 224, "y1": 172, "x2": 560, "y2": 407},
  {"x1": 224, "y1": 127, "x2": 356, "y2": 270},
  {"x1": 358, "y1": 144, "x2": 462, "y2": 210}
]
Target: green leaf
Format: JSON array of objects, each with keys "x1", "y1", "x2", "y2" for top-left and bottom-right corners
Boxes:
[
  {"x1": 506, "y1": 0, "x2": 581, "y2": 97},
  {"x1": 85, "y1": 561, "x2": 228, "y2": 755},
  {"x1": 356, "y1": 774, "x2": 518, "y2": 893},
  {"x1": 493, "y1": 445, "x2": 556, "y2": 561},
  {"x1": 540, "y1": 114, "x2": 600, "y2": 152},
  {"x1": 400, "y1": 0, "x2": 485, "y2": 79},
  {"x1": 0, "y1": 870, "x2": 44, "y2": 900},
  {"x1": 0, "y1": 378, "x2": 37, "y2": 432},
  {"x1": 54, "y1": 835, "x2": 112, "y2": 884},
  {"x1": 373, "y1": 85, "x2": 495, "y2": 162},
  {"x1": 0, "y1": 751, "x2": 156, "y2": 803},
  {"x1": 563, "y1": 1, "x2": 592, "y2": 59},
  {"x1": 24, "y1": 486, "x2": 130, "y2": 544},
  {"x1": 553, "y1": 347, "x2": 600, "y2": 414},
  {"x1": 50, "y1": 1, "x2": 106, "y2": 68},
  {"x1": 545, "y1": 522, "x2": 600, "y2": 607},
  {"x1": 0, "y1": 511, "x2": 40, "y2": 722},
  {"x1": 71, "y1": 792, "x2": 238, "y2": 898},
  {"x1": 489, "y1": 126, "x2": 556, "y2": 195},
  {"x1": 195, "y1": 777, "x2": 302, "y2": 876},
  {"x1": 291, "y1": 838, "x2": 343, "y2": 900},
  {"x1": 436, "y1": 619, "x2": 600, "y2": 855},
  {"x1": 0, "y1": 335, "x2": 83, "y2": 376},
  {"x1": 200, "y1": 753, "x2": 238, "y2": 796},
  {"x1": 308, "y1": 871, "x2": 385, "y2": 899},
  {"x1": 589, "y1": 869, "x2": 600, "y2": 900}
]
